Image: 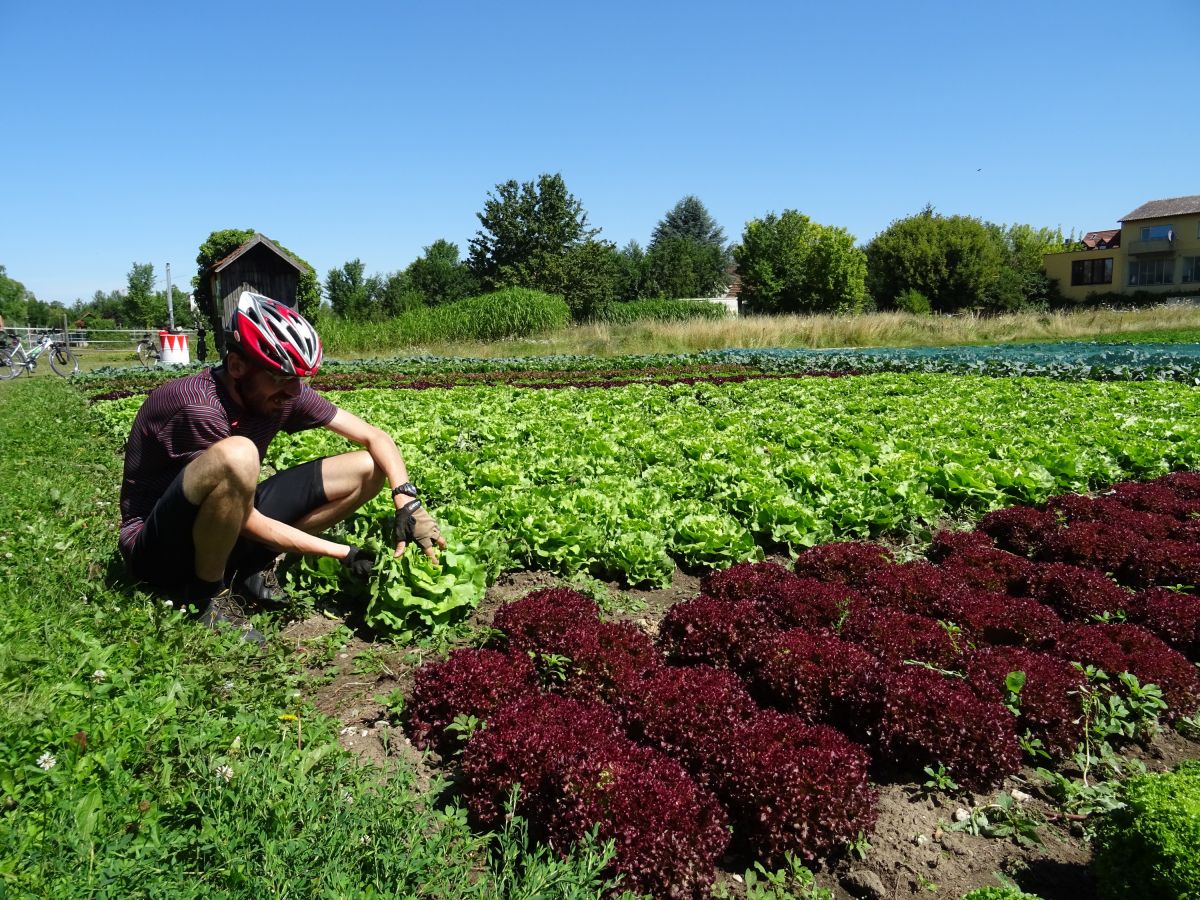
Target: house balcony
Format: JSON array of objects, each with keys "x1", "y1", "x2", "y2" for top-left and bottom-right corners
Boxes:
[{"x1": 1127, "y1": 239, "x2": 1175, "y2": 255}]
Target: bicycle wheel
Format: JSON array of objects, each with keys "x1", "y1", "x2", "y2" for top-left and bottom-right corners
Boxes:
[
  {"x1": 137, "y1": 341, "x2": 155, "y2": 368},
  {"x1": 0, "y1": 349, "x2": 17, "y2": 380},
  {"x1": 50, "y1": 345, "x2": 79, "y2": 377}
]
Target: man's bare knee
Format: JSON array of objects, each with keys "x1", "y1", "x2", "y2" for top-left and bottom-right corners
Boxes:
[{"x1": 184, "y1": 436, "x2": 260, "y2": 503}]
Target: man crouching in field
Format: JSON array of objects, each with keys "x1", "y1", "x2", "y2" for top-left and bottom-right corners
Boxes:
[{"x1": 118, "y1": 291, "x2": 445, "y2": 643}]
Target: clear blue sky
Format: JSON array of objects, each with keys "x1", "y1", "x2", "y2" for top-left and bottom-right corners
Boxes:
[{"x1": 2, "y1": 0, "x2": 1197, "y2": 304}]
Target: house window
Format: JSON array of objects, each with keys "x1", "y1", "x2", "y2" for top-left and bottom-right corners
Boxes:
[
  {"x1": 1128, "y1": 258, "x2": 1175, "y2": 286},
  {"x1": 1071, "y1": 257, "x2": 1113, "y2": 286},
  {"x1": 1140, "y1": 224, "x2": 1174, "y2": 241},
  {"x1": 1183, "y1": 257, "x2": 1200, "y2": 284}
]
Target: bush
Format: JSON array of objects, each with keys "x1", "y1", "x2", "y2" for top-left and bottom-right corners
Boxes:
[
  {"x1": 793, "y1": 541, "x2": 895, "y2": 586},
  {"x1": 711, "y1": 710, "x2": 878, "y2": 866},
  {"x1": 459, "y1": 693, "x2": 624, "y2": 831},
  {"x1": 964, "y1": 646, "x2": 1086, "y2": 759},
  {"x1": 739, "y1": 629, "x2": 883, "y2": 730},
  {"x1": 656, "y1": 595, "x2": 770, "y2": 668},
  {"x1": 1092, "y1": 768, "x2": 1200, "y2": 900},
  {"x1": 430, "y1": 288, "x2": 570, "y2": 342},
  {"x1": 405, "y1": 649, "x2": 538, "y2": 755},
  {"x1": 590, "y1": 299, "x2": 727, "y2": 324},
  {"x1": 873, "y1": 667, "x2": 1022, "y2": 790},
  {"x1": 321, "y1": 287, "x2": 570, "y2": 351},
  {"x1": 617, "y1": 664, "x2": 757, "y2": 787},
  {"x1": 547, "y1": 742, "x2": 730, "y2": 899},
  {"x1": 490, "y1": 588, "x2": 601, "y2": 656},
  {"x1": 895, "y1": 288, "x2": 932, "y2": 314}
]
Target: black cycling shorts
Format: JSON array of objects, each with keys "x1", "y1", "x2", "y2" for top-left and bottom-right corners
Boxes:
[{"x1": 127, "y1": 457, "x2": 329, "y2": 589}]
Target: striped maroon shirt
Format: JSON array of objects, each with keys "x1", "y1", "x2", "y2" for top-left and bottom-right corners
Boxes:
[{"x1": 119, "y1": 367, "x2": 337, "y2": 560}]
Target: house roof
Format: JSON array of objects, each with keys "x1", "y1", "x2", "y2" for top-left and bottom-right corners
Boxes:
[
  {"x1": 1082, "y1": 229, "x2": 1121, "y2": 249},
  {"x1": 212, "y1": 233, "x2": 305, "y2": 273},
  {"x1": 1120, "y1": 195, "x2": 1200, "y2": 222}
]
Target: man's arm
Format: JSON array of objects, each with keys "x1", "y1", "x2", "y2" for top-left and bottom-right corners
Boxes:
[
  {"x1": 323, "y1": 407, "x2": 410, "y2": 490},
  {"x1": 241, "y1": 509, "x2": 352, "y2": 560},
  {"x1": 236, "y1": 407, "x2": 408, "y2": 563},
  {"x1": 323, "y1": 407, "x2": 446, "y2": 560}
]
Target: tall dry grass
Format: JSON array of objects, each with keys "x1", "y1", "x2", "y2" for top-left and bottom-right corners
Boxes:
[{"x1": 374, "y1": 303, "x2": 1200, "y2": 360}]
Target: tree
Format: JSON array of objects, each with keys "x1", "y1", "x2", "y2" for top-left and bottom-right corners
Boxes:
[
  {"x1": 0, "y1": 265, "x2": 33, "y2": 325},
  {"x1": 650, "y1": 195, "x2": 726, "y2": 249},
  {"x1": 643, "y1": 236, "x2": 728, "y2": 299},
  {"x1": 985, "y1": 223, "x2": 1067, "y2": 311},
  {"x1": 734, "y1": 210, "x2": 867, "y2": 314},
  {"x1": 325, "y1": 259, "x2": 383, "y2": 320},
  {"x1": 643, "y1": 196, "x2": 730, "y2": 299},
  {"x1": 405, "y1": 239, "x2": 478, "y2": 305},
  {"x1": 535, "y1": 239, "x2": 623, "y2": 320},
  {"x1": 376, "y1": 271, "x2": 426, "y2": 318},
  {"x1": 615, "y1": 240, "x2": 647, "y2": 302},
  {"x1": 467, "y1": 173, "x2": 600, "y2": 302},
  {"x1": 125, "y1": 262, "x2": 158, "y2": 327},
  {"x1": 864, "y1": 207, "x2": 1003, "y2": 313}
]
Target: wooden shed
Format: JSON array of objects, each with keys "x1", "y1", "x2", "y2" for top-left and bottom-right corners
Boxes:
[{"x1": 207, "y1": 233, "x2": 307, "y2": 354}]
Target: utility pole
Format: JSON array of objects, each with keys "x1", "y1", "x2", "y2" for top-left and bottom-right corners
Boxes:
[{"x1": 166, "y1": 262, "x2": 175, "y2": 330}]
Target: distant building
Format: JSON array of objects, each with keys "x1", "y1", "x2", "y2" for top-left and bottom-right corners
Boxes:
[
  {"x1": 206, "y1": 233, "x2": 307, "y2": 354},
  {"x1": 1043, "y1": 194, "x2": 1200, "y2": 303}
]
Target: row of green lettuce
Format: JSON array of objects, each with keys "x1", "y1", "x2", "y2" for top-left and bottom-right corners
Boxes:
[
  {"x1": 78, "y1": 340, "x2": 1200, "y2": 392},
  {"x1": 93, "y1": 373, "x2": 1200, "y2": 637}
]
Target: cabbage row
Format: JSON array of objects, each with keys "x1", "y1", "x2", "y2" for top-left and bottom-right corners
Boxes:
[{"x1": 92, "y1": 374, "x2": 1200, "y2": 623}]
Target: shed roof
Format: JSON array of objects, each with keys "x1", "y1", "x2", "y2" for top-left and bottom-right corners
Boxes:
[
  {"x1": 1120, "y1": 195, "x2": 1200, "y2": 222},
  {"x1": 212, "y1": 233, "x2": 305, "y2": 273}
]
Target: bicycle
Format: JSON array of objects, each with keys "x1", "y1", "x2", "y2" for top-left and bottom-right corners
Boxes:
[
  {"x1": 136, "y1": 332, "x2": 161, "y2": 367},
  {"x1": 0, "y1": 331, "x2": 79, "y2": 379}
]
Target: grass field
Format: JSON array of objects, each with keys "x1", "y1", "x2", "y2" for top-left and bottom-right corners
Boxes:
[{"x1": 317, "y1": 304, "x2": 1200, "y2": 359}]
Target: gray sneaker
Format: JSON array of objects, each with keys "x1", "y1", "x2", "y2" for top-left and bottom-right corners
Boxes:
[
  {"x1": 234, "y1": 570, "x2": 288, "y2": 607},
  {"x1": 199, "y1": 589, "x2": 265, "y2": 645}
]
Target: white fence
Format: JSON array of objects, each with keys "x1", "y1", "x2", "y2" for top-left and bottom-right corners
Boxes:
[{"x1": 1, "y1": 327, "x2": 199, "y2": 350}]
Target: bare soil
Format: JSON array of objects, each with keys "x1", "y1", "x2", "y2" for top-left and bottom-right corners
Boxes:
[{"x1": 279, "y1": 568, "x2": 1200, "y2": 900}]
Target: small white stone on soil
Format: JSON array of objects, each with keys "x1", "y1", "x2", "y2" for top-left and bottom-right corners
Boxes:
[
  {"x1": 1011, "y1": 788, "x2": 1032, "y2": 803},
  {"x1": 953, "y1": 808, "x2": 970, "y2": 823}
]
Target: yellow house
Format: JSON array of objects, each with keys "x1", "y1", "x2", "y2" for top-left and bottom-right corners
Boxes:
[{"x1": 1043, "y1": 194, "x2": 1200, "y2": 303}]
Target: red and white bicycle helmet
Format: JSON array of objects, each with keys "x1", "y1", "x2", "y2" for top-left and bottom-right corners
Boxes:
[{"x1": 227, "y1": 291, "x2": 323, "y2": 376}]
